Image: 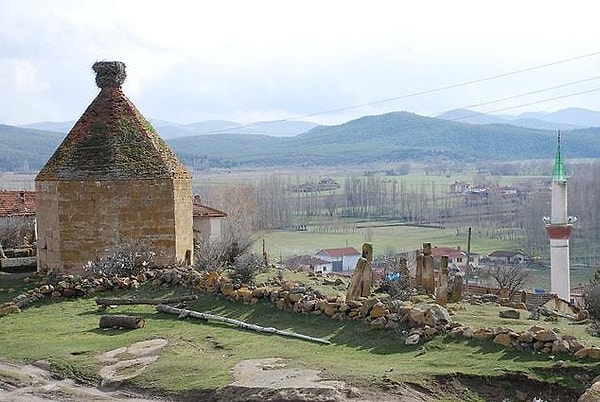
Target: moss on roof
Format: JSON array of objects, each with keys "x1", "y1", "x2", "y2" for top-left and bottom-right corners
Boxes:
[{"x1": 36, "y1": 83, "x2": 190, "y2": 181}]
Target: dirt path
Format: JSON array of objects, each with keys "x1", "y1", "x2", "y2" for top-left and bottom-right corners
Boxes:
[
  {"x1": 0, "y1": 359, "x2": 161, "y2": 402},
  {"x1": 0, "y1": 355, "x2": 431, "y2": 402}
]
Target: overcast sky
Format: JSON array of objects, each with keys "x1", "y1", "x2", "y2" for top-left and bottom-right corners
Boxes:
[{"x1": 2, "y1": 0, "x2": 600, "y2": 126}]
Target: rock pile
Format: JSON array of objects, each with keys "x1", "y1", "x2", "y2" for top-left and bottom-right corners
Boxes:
[{"x1": 1, "y1": 266, "x2": 598, "y2": 362}]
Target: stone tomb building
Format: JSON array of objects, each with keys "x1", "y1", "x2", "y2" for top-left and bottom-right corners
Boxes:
[{"x1": 35, "y1": 61, "x2": 193, "y2": 273}]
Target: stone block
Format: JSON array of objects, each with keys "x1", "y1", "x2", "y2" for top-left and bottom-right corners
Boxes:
[{"x1": 499, "y1": 309, "x2": 520, "y2": 319}]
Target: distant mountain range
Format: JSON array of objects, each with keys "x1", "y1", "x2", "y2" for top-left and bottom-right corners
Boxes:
[
  {"x1": 436, "y1": 107, "x2": 600, "y2": 131},
  {"x1": 20, "y1": 119, "x2": 319, "y2": 140},
  {"x1": 4, "y1": 109, "x2": 600, "y2": 171}
]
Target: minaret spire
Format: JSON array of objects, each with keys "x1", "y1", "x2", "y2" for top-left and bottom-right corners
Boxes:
[
  {"x1": 552, "y1": 130, "x2": 567, "y2": 182},
  {"x1": 545, "y1": 131, "x2": 574, "y2": 301}
]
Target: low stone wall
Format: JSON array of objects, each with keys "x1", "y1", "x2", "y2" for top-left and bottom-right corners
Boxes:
[
  {"x1": 0, "y1": 256, "x2": 37, "y2": 271},
  {"x1": 1, "y1": 266, "x2": 599, "y2": 362}
]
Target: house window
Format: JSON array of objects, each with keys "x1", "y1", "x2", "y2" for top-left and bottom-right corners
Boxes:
[
  {"x1": 322, "y1": 267, "x2": 327, "y2": 272},
  {"x1": 456, "y1": 257, "x2": 463, "y2": 263}
]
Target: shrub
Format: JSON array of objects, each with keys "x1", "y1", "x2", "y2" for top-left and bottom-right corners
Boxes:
[
  {"x1": 229, "y1": 252, "x2": 265, "y2": 285},
  {"x1": 0, "y1": 216, "x2": 35, "y2": 249},
  {"x1": 194, "y1": 239, "x2": 228, "y2": 272},
  {"x1": 585, "y1": 272, "x2": 600, "y2": 320},
  {"x1": 83, "y1": 239, "x2": 159, "y2": 277},
  {"x1": 378, "y1": 255, "x2": 413, "y2": 301}
]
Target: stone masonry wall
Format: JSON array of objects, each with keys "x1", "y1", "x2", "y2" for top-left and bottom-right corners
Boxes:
[{"x1": 36, "y1": 179, "x2": 192, "y2": 273}]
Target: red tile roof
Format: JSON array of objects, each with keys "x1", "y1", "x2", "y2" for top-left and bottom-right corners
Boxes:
[
  {"x1": 317, "y1": 247, "x2": 361, "y2": 258},
  {"x1": 0, "y1": 190, "x2": 36, "y2": 217},
  {"x1": 192, "y1": 195, "x2": 227, "y2": 218},
  {"x1": 432, "y1": 246, "x2": 466, "y2": 259}
]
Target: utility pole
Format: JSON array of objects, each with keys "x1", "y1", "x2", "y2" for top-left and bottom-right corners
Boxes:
[{"x1": 465, "y1": 227, "x2": 472, "y2": 295}]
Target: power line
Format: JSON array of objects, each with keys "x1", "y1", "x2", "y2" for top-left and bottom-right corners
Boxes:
[
  {"x1": 287, "y1": 50, "x2": 600, "y2": 121},
  {"x1": 474, "y1": 87, "x2": 600, "y2": 116},
  {"x1": 433, "y1": 75, "x2": 600, "y2": 117},
  {"x1": 190, "y1": 50, "x2": 600, "y2": 134}
]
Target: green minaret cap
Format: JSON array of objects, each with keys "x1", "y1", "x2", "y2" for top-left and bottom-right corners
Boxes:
[{"x1": 552, "y1": 131, "x2": 567, "y2": 182}]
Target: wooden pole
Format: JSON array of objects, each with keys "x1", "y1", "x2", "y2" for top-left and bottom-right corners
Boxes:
[
  {"x1": 156, "y1": 304, "x2": 331, "y2": 345},
  {"x1": 96, "y1": 295, "x2": 198, "y2": 307}
]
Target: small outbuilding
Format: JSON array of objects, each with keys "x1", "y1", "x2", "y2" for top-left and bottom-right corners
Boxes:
[
  {"x1": 315, "y1": 247, "x2": 361, "y2": 272},
  {"x1": 35, "y1": 61, "x2": 193, "y2": 273}
]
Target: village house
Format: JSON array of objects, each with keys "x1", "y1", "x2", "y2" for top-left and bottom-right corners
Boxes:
[
  {"x1": 192, "y1": 195, "x2": 227, "y2": 244},
  {"x1": 488, "y1": 250, "x2": 529, "y2": 264},
  {"x1": 0, "y1": 190, "x2": 37, "y2": 267},
  {"x1": 431, "y1": 245, "x2": 480, "y2": 274},
  {"x1": 283, "y1": 255, "x2": 332, "y2": 273},
  {"x1": 315, "y1": 246, "x2": 361, "y2": 272},
  {"x1": 449, "y1": 181, "x2": 470, "y2": 194},
  {"x1": 0, "y1": 190, "x2": 36, "y2": 219}
]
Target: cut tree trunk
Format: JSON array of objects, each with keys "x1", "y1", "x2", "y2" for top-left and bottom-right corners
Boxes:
[
  {"x1": 99, "y1": 315, "x2": 145, "y2": 329},
  {"x1": 96, "y1": 295, "x2": 198, "y2": 307},
  {"x1": 156, "y1": 304, "x2": 331, "y2": 345}
]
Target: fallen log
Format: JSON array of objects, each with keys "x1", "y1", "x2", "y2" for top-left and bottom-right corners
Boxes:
[
  {"x1": 99, "y1": 315, "x2": 145, "y2": 329},
  {"x1": 156, "y1": 304, "x2": 331, "y2": 345},
  {"x1": 96, "y1": 295, "x2": 198, "y2": 307}
]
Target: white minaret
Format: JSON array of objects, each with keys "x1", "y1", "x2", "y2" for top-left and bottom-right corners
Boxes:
[{"x1": 544, "y1": 132, "x2": 575, "y2": 301}]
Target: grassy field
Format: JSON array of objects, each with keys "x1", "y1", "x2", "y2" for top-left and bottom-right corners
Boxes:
[
  {"x1": 255, "y1": 224, "x2": 521, "y2": 260},
  {"x1": 0, "y1": 272, "x2": 599, "y2": 399}
]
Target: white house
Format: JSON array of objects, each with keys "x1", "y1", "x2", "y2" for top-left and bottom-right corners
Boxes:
[
  {"x1": 192, "y1": 196, "x2": 228, "y2": 244},
  {"x1": 488, "y1": 250, "x2": 528, "y2": 264},
  {"x1": 315, "y1": 247, "x2": 361, "y2": 272},
  {"x1": 283, "y1": 255, "x2": 333, "y2": 273}
]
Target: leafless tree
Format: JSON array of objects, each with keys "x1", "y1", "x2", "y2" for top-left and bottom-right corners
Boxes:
[
  {"x1": 480, "y1": 262, "x2": 530, "y2": 298},
  {"x1": 0, "y1": 216, "x2": 35, "y2": 249},
  {"x1": 376, "y1": 253, "x2": 413, "y2": 301},
  {"x1": 584, "y1": 269, "x2": 600, "y2": 320}
]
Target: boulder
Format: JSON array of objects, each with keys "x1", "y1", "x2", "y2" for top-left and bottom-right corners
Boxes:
[
  {"x1": 0, "y1": 303, "x2": 20, "y2": 316},
  {"x1": 408, "y1": 307, "x2": 425, "y2": 326},
  {"x1": 551, "y1": 340, "x2": 570, "y2": 354},
  {"x1": 370, "y1": 316, "x2": 387, "y2": 329},
  {"x1": 369, "y1": 302, "x2": 386, "y2": 319},
  {"x1": 579, "y1": 381, "x2": 600, "y2": 402},
  {"x1": 423, "y1": 304, "x2": 452, "y2": 326},
  {"x1": 517, "y1": 331, "x2": 534, "y2": 343},
  {"x1": 563, "y1": 335, "x2": 586, "y2": 353},
  {"x1": 533, "y1": 329, "x2": 558, "y2": 342},
  {"x1": 405, "y1": 333, "x2": 420, "y2": 345},
  {"x1": 481, "y1": 294, "x2": 499, "y2": 303},
  {"x1": 493, "y1": 333, "x2": 513, "y2": 347},
  {"x1": 473, "y1": 328, "x2": 494, "y2": 341},
  {"x1": 499, "y1": 309, "x2": 520, "y2": 319},
  {"x1": 574, "y1": 347, "x2": 600, "y2": 360},
  {"x1": 320, "y1": 301, "x2": 340, "y2": 316}
]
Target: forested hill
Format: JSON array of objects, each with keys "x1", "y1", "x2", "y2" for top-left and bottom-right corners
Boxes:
[
  {"x1": 0, "y1": 124, "x2": 65, "y2": 171},
  {"x1": 169, "y1": 112, "x2": 600, "y2": 167},
  {"x1": 3, "y1": 112, "x2": 600, "y2": 171}
]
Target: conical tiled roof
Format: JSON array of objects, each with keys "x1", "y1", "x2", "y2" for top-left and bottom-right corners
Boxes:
[
  {"x1": 36, "y1": 61, "x2": 190, "y2": 181},
  {"x1": 552, "y1": 131, "x2": 567, "y2": 183}
]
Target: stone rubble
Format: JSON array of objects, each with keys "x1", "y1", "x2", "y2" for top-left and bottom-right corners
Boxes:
[{"x1": 1, "y1": 266, "x2": 598, "y2": 364}]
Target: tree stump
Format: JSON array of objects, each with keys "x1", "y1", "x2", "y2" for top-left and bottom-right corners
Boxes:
[{"x1": 99, "y1": 315, "x2": 145, "y2": 329}]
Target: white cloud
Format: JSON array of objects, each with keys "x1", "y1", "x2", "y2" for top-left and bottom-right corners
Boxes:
[{"x1": 2, "y1": 0, "x2": 600, "y2": 124}]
